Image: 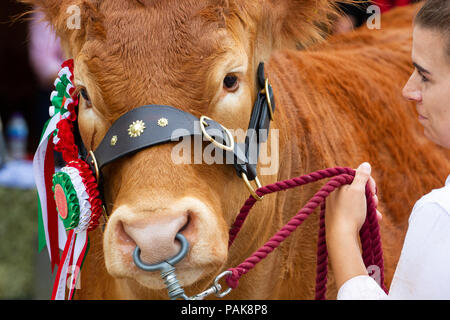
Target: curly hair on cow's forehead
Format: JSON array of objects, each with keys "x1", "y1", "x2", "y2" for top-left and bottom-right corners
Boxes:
[{"x1": 415, "y1": 0, "x2": 450, "y2": 59}]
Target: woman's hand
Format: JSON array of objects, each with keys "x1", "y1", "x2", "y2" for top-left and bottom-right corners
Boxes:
[
  {"x1": 325, "y1": 162, "x2": 383, "y2": 290},
  {"x1": 326, "y1": 162, "x2": 382, "y2": 235}
]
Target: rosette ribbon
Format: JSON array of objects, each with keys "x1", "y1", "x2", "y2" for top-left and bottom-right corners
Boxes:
[
  {"x1": 50, "y1": 160, "x2": 102, "y2": 300},
  {"x1": 33, "y1": 59, "x2": 102, "y2": 300},
  {"x1": 33, "y1": 59, "x2": 79, "y2": 272}
]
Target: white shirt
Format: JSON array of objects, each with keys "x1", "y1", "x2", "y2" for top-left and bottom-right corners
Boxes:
[{"x1": 337, "y1": 175, "x2": 450, "y2": 300}]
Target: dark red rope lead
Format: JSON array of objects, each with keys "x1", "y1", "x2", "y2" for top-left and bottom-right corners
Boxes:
[{"x1": 226, "y1": 167, "x2": 387, "y2": 299}]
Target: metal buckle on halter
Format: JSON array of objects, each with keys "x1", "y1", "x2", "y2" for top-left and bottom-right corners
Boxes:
[
  {"x1": 241, "y1": 172, "x2": 264, "y2": 201},
  {"x1": 199, "y1": 115, "x2": 235, "y2": 152},
  {"x1": 260, "y1": 78, "x2": 274, "y2": 121},
  {"x1": 87, "y1": 150, "x2": 100, "y2": 182}
]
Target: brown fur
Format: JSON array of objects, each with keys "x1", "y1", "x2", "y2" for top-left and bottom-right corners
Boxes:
[{"x1": 21, "y1": 1, "x2": 450, "y2": 299}]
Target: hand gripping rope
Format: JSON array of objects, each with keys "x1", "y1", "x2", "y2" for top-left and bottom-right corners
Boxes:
[
  {"x1": 222, "y1": 167, "x2": 388, "y2": 299},
  {"x1": 134, "y1": 167, "x2": 388, "y2": 300}
]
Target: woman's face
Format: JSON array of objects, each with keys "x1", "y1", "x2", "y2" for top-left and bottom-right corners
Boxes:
[{"x1": 403, "y1": 26, "x2": 450, "y2": 149}]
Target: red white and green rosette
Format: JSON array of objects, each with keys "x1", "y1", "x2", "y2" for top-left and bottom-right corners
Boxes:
[
  {"x1": 32, "y1": 59, "x2": 104, "y2": 300},
  {"x1": 33, "y1": 59, "x2": 80, "y2": 274},
  {"x1": 51, "y1": 159, "x2": 102, "y2": 300},
  {"x1": 53, "y1": 171, "x2": 81, "y2": 231}
]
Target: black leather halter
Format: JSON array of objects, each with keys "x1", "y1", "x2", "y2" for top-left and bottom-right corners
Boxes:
[{"x1": 82, "y1": 62, "x2": 275, "y2": 196}]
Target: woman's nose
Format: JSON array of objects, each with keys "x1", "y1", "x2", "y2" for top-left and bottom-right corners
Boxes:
[{"x1": 402, "y1": 75, "x2": 422, "y2": 102}]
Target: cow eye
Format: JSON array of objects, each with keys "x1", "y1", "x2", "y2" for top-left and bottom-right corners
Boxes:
[
  {"x1": 223, "y1": 74, "x2": 239, "y2": 92},
  {"x1": 79, "y1": 88, "x2": 92, "y2": 107}
]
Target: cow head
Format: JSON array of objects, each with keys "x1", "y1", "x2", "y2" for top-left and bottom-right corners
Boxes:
[{"x1": 25, "y1": 0, "x2": 340, "y2": 295}]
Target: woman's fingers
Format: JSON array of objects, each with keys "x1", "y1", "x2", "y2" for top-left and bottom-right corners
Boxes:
[
  {"x1": 368, "y1": 176, "x2": 377, "y2": 196},
  {"x1": 376, "y1": 210, "x2": 383, "y2": 221},
  {"x1": 353, "y1": 162, "x2": 379, "y2": 208},
  {"x1": 352, "y1": 162, "x2": 372, "y2": 191},
  {"x1": 356, "y1": 163, "x2": 382, "y2": 222}
]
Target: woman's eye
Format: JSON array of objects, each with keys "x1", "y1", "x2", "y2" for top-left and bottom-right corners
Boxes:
[
  {"x1": 223, "y1": 75, "x2": 239, "y2": 92},
  {"x1": 416, "y1": 69, "x2": 429, "y2": 83}
]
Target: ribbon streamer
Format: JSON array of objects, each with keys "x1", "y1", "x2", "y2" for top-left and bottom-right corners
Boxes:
[{"x1": 35, "y1": 59, "x2": 102, "y2": 300}]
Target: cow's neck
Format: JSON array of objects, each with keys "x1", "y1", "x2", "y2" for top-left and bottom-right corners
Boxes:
[{"x1": 214, "y1": 58, "x2": 338, "y2": 299}]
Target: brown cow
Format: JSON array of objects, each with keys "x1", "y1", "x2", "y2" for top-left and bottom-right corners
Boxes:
[{"x1": 23, "y1": 1, "x2": 450, "y2": 299}]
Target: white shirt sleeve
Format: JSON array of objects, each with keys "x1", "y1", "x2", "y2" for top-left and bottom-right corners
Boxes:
[
  {"x1": 337, "y1": 202, "x2": 450, "y2": 300},
  {"x1": 337, "y1": 275, "x2": 387, "y2": 300}
]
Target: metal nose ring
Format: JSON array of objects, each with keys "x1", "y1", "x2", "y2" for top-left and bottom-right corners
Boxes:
[{"x1": 133, "y1": 233, "x2": 190, "y2": 272}]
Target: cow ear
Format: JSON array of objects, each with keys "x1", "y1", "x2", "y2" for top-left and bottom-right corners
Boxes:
[
  {"x1": 261, "y1": 0, "x2": 343, "y2": 49},
  {"x1": 21, "y1": 0, "x2": 105, "y2": 56},
  {"x1": 20, "y1": 0, "x2": 75, "y2": 28}
]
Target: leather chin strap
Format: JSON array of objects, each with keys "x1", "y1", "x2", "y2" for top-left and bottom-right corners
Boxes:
[{"x1": 81, "y1": 62, "x2": 275, "y2": 187}]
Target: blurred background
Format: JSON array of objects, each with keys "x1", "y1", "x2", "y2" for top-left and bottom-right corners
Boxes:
[
  {"x1": 0, "y1": 0, "x2": 417, "y2": 300},
  {"x1": 0, "y1": 0, "x2": 60, "y2": 300}
]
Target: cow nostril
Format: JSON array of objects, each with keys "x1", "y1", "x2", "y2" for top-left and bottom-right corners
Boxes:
[
  {"x1": 117, "y1": 212, "x2": 191, "y2": 265},
  {"x1": 178, "y1": 212, "x2": 191, "y2": 233},
  {"x1": 117, "y1": 220, "x2": 136, "y2": 246},
  {"x1": 133, "y1": 233, "x2": 190, "y2": 272}
]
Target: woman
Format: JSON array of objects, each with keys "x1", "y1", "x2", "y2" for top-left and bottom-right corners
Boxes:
[{"x1": 326, "y1": 0, "x2": 450, "y2": 299}]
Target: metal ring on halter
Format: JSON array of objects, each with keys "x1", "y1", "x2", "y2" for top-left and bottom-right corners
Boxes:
[
  {"x1": 88, "y1": 150, "x2": 100, "y2": 182},
  {"x1": 199, "y1": 115, "x2": 235, "y2": 152},
  {"x1": 241, "y1": 172, "x2": 264, "y2": 201},
  {"x1": 133, "y1": 233, "x2": 190, "y2": 272},
  {"x1": 261, "y1": 78, "x2": 274, "y2": 121},
  {"x1": 214, "y1": 270, "x2": 233, "y2": 298}
]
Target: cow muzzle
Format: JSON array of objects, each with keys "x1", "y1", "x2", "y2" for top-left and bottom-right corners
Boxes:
[
  {"x1": 103, "y1": 197, "x2": 229, "y2": 295},
  {"x1": 121, "y1": 213, "x2": 189, "y2": 266}
]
